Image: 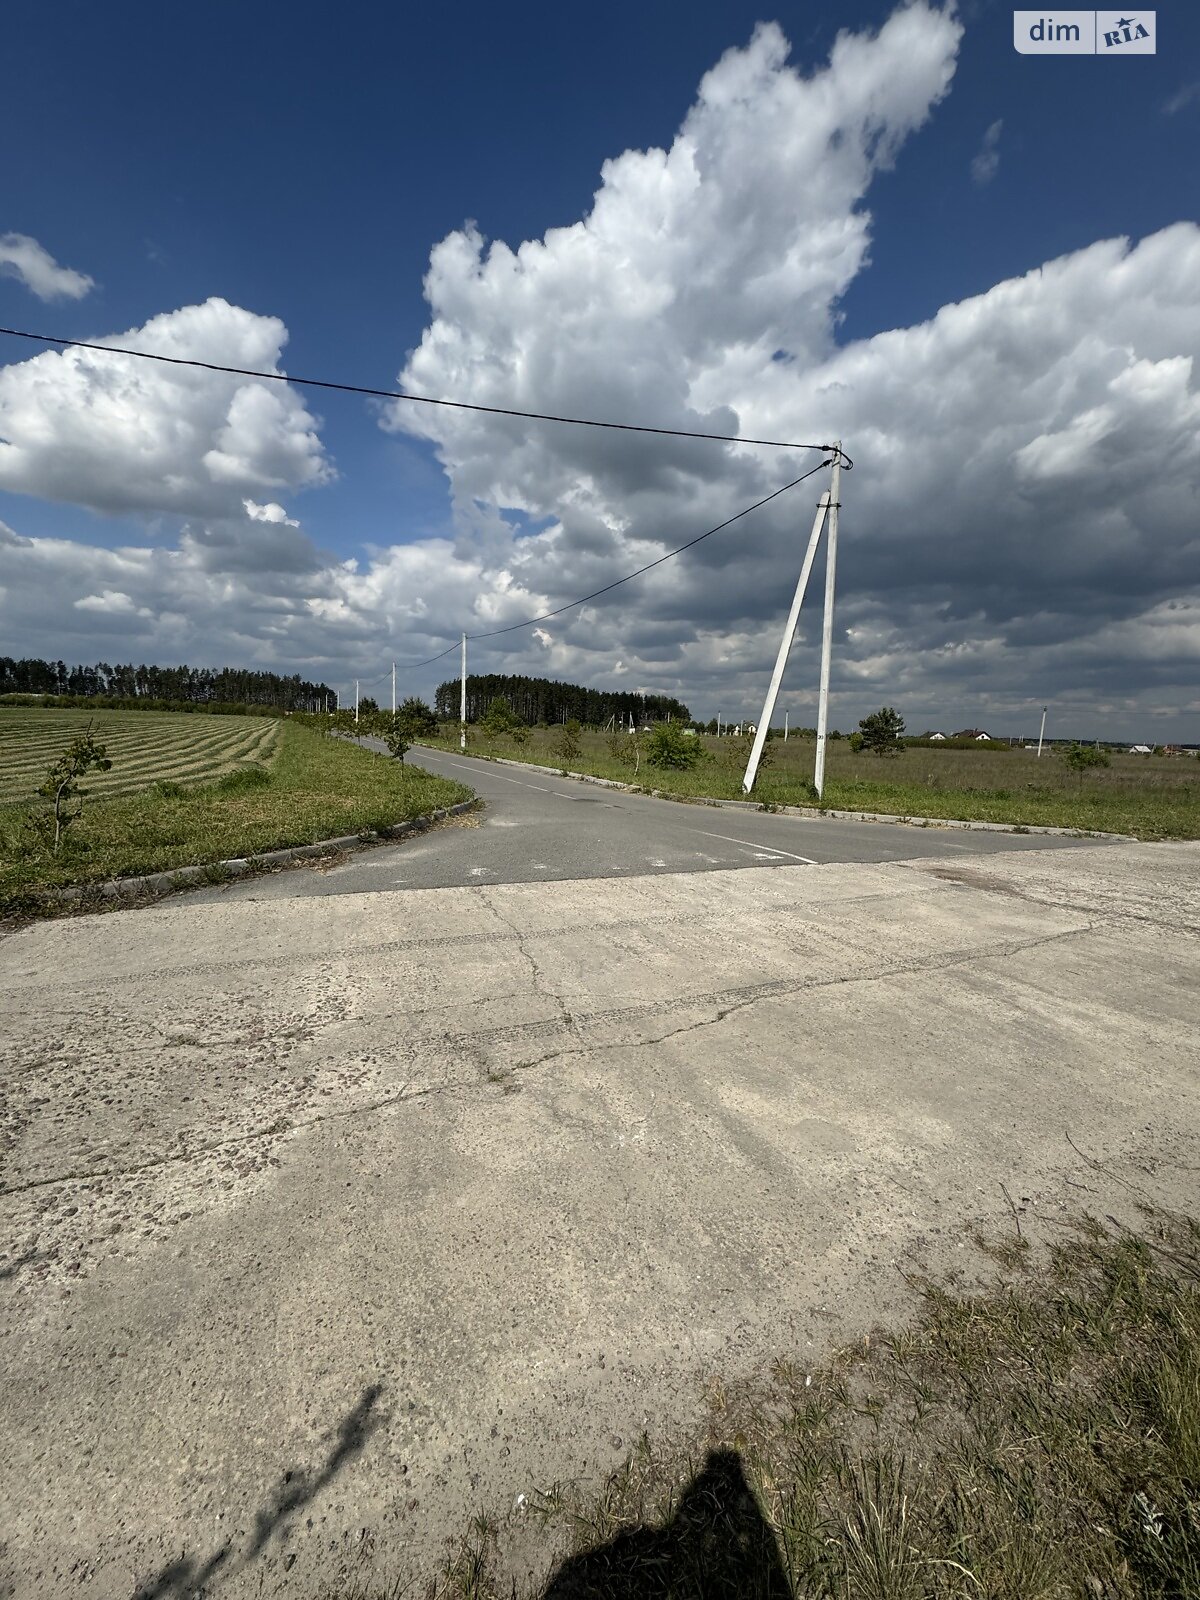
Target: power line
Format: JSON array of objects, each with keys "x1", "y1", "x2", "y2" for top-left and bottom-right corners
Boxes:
[
  {"x1": 387, "y1": 455, "x2": 834, "y2": 670},
  {"x1": 470, "y1": 457, "x2": 833, "y2": 639},
  {"x1": 0, "y1": 324, "x2": 852, "y2": 465}
]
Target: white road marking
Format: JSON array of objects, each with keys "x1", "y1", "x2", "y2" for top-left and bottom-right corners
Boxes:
[
  {"x1": 688, "y1": 827, "x2": 817, "y2": 864},
  {"x1": 466, "y1": 866, "x2": 492, "y2": 877},
  {"x1": 425, "y1": 753, "x2": 552, "y2": 792}
]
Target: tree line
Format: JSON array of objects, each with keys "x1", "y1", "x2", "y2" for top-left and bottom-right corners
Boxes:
[
  {"x1": 0, "y1": 657, "x2": 334, "y2": 711},
  {"x1": 433, "y1": 673, "x2": 691, "y2": 727}
]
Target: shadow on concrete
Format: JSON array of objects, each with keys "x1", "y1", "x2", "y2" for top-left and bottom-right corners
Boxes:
[
  {"x1": 542, "y1": 1449, "x2": 790, "y2": 1599},
  {"x1": 130, "y1": 1383, "x2": 383, "y2": 1600},
  {"x1": 0, "y1": 1250, "x2": 41, "y2": 1281}
]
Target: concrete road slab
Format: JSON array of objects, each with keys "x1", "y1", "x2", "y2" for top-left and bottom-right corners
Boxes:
[{"x1": 1, "y1": 841, "x2": 1197, "y2": 1598}]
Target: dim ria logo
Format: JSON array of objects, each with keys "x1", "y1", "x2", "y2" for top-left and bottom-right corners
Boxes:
[{"x1": 1014, "y1": 11, "x2": 1156, "y2": 53}]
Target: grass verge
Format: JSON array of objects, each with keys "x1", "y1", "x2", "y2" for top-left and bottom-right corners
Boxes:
[
  {"x1": 420, "y1": 729, "x2": 1198, "y2": 840},
  {"x1": 0, "y1": 720, "x2": 472, "y2": 913},
  {"x1": 412, "y1": 1211, "x2": 1200, "y2": 1598}
]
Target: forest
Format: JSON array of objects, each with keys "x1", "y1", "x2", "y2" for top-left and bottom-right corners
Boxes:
[
  {"x1": 433, "y1": 672, "x2": 691, "y2": 727},
  {"x1": 0, "y1": 657, "x2": 334, "y2": 711}
]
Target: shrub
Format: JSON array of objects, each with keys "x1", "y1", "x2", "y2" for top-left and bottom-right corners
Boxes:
[
  {"x1": 480, "y1": 697, "x2": 523, "y2": 738},
  {"x1": 647, "y1": 723, "x2": 705, "y2": 770}
]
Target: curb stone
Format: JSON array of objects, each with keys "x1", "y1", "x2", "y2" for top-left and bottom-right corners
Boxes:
[
  {"x1": 416, "y1": 748, "x2": 1137, "y2": 843},
  {"x1": 44, "y1": 798, "x2": 481, "y2": 907}
]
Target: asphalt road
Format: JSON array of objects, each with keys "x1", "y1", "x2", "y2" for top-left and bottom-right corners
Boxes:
[{"x1": 188, "y1": 741, "x2": 1104, "y2": 903}]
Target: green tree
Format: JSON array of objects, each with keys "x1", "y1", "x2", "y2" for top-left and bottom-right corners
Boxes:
[
  {"x1": 857, "y1": 707, "x2": 906, "y2": 756},
  {"x1": 1063, "y1": 743, "x2": 1111, "y2": 786},
  {"x1": 358, "y1": 695, "x2": 379, "y2": 715},
  {"x1": 553, "y1": 719, "x2": 582, "y2": 766},
  {"x1": 396, "y1": 696, "x2": 438, "y2": 737},
  {"x1": 608, "y1": 730, "x2": 642, "y2": 774},
  {"x1": 646, "y1": 723, "x2": 704, "y2": 770},
  {"x1": 34, "y1": 720, "x2": 112, "y2": 853},
  {"x1": 481, "y1": 697, "x2": 521, "y2": 736},
  {"x1": 383, "y1": 713, "x2": 412, "y2": 762}
]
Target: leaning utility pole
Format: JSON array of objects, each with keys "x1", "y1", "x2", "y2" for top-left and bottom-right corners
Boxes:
[
  {"x1": 741, "y1": 447, "x2": 845, "y2": 797},
  {"x1": 1037, "y1": 705, "x2": 1047, "y2": 758},
  {"x1": 813, "y1": 447, "x2": 842, "y2": 799},
  {"x1": 459, "y1": 632, "x2": 468, "y2": 751},
  {"x1": 354, "y1": 679, "x2": 360, "y2": 726},
  {"x1": 742, "y1": 489, "x2": 832, "y2": 793}
]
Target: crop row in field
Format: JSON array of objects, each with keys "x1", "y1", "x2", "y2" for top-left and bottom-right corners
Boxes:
[
  {"x1": 0, "y1": 719, "x2": 473, "y2": 910},
  {"x1": 0, "y1": 708, "x2": 279, "y2": 802}
]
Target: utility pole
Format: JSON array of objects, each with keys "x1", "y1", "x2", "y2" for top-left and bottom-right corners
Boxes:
[
  {"x1": 354, "y1": 679, "x2": 359, "y2": 726},
  {"x1": 391, "y1": 661, "x2": 396, "y2": 715},
  {"x1": 459, "y1": 632, "x2": 468, "y2": 751},
  {"x1": 813, "y1": 446, "x2": 842, "y2": 800},
  {"x1": 742, "y1": 489, "x2": 832, "y2": 793},
  {"x1": 784, "y1": 710, "x2": 789, "y2": 742},
  {"x1": 1037, "y1": 705, "x2": 1047, "y2": 758}
]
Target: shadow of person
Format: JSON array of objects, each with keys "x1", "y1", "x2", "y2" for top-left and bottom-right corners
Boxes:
[{"x1": 542, "y1": 1448, "x2": 790, "y2": 1599}]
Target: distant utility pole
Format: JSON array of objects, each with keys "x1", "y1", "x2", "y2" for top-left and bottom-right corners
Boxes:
[
  {"x1": 354, "y1": 679, "x2": 360, "y2": 725},
  {"x1": 459, "y1": 632, "x2": 468, "y2": 751},
  {"x1": 1037, "y1": 705, "x2": 1047, "y2": 758},
  {"x1": 391, "y1": 661, "x2": 396, "y2": 715},
  {"x1": 784, "y1": 710, "x2": 789, "y2": 742}
]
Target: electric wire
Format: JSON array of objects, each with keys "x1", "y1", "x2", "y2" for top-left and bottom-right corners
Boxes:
[
  {"x1": 384, "y1": 456, "x2": 833, "y2": 673},
  {"x1": 0, "y1": 326, "x2": 848, "y2": 693},
  {"x1": 0, "y1": 324, "x2": 852, "y2": 466}
]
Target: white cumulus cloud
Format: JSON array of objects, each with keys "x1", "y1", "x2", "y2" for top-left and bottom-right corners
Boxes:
[
  {"x1": 371, "y1": 5, "x2": 1198, "y2": 734},
  {"x1": 0, "y1": 298, "x2": 333, "y2": 518},
  {"x1": 244, "y1": 499, "x2": 301, "y2": 527},
  {"x1": 0, "y1": 232, "x2": 94, "y2": 301}
]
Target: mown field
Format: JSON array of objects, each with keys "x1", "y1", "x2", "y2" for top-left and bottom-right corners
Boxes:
[
  {"x1": 0, "y1": 712, "x2": 472, "y2": 911},
  {"x1": 0, "y1": 706, "x2": 279, "y2": 801},
  {"x1": 422, "y1": 726, "x2": 1199, "y2": 839}
]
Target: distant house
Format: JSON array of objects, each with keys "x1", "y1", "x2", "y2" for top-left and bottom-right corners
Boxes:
[
  {"x1": 922, "y1": 731, "x2": 947, "y2": 741},
  {"x1": 1129, "y1": 744, "x2": 1152, "y2": 756},
  {"x1": 952, "y1": 728, "x2": 992, "y2": 741}
]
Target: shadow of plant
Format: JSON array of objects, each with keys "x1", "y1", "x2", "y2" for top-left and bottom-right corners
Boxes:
[{"x1": 131, "y1": 1383, "x2": 383, "y2": 1600}]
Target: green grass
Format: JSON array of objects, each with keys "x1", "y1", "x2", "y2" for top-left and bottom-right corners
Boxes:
[
  {"x1": 0, "y1": 706, "x2": 280, "y2": 802},
  {"x1": 410, "y1": 1211, "x2": 1200, "y2": 1599},
  {"x1": 0, "y1": 718, "x2": 472, "y2": 911},
  {"x1": 421, "y1": 728, "x2": 1199, "y2": 840}
]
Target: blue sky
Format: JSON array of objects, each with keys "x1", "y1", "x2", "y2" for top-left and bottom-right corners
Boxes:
[{"x1": 1, "y1": 2, "x2": 1197, "y2": 735}]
